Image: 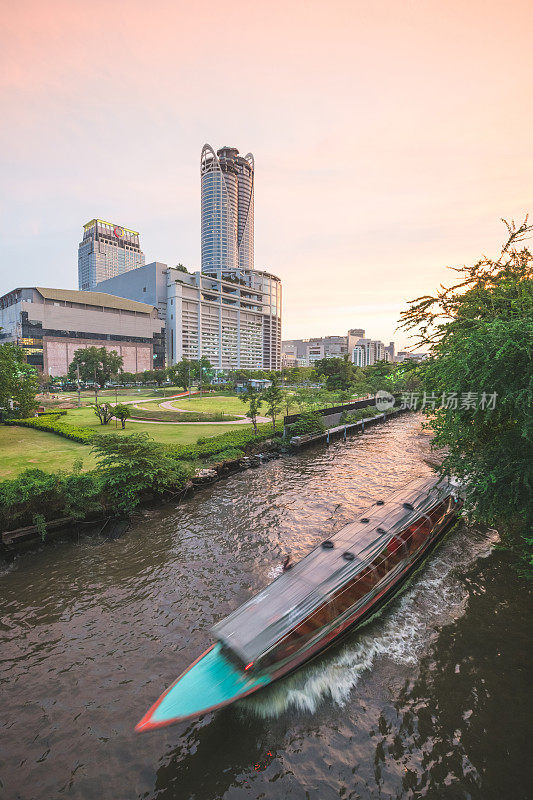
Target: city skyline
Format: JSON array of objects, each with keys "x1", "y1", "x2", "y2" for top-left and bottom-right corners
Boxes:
[{"x1": 1, "y1": 0, "x2": 532, "y2": 350}]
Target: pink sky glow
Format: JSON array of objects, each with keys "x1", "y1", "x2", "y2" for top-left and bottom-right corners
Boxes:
[{"x1": 1, "y1": 0, "x2": 532, "y2": 348}]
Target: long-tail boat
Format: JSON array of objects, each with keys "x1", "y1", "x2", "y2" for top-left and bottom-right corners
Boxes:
[{"x1": 136, "y1": 476, "x2": 462, "y2": 731}]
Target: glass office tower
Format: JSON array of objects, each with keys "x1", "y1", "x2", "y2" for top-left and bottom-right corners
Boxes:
[{"x1": 201, "y1": 145, "x2": 254, "y2": 275}]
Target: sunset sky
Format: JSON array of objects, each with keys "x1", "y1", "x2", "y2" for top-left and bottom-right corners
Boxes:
[{"x1": 1, "y1": 0, "x2": 532, "y2": 348}]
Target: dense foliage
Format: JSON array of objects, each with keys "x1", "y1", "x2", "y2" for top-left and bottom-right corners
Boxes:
[
  {"x1": 128, "y1": 407, "x2": 240, "y2": 422},
  {"x1": 91, "y1": 433, "x2": 191, "y2": 514},
  {"x1": 287, "y1": 412, "x2": 325, "y2": 437},
  {"x1": 167, "y1": 421, "x2": 282, "y2": 462},
  {"x1": 0, "y1": 343, "x2": 39, "y2": 419},
  {"x1": 339, "y1": 406, "x2": 387, "y2": 424},
  {"x1": 0, "y1": 467, "x2": 102, "y2": 532},
  {"x1": 313, "y1": 355, "x2": 356, "y2": 390},
  {"x1": 400, "y1": 218, "x2": 533, "y2": 565},
  {"x1": 166, "y1": 357, "x2": 213, "y2": 390}
]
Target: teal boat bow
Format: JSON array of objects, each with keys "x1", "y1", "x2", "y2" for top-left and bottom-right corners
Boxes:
[{"x1": 135, "y1": 643, "x2": 271, "y2": 731}]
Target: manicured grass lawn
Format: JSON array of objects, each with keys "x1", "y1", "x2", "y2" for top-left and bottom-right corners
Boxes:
[
  {"x1": 166, "y1": 394, "x2": 298, "y2": 416},
  {"x1": 0, "y1": 405, "x2": 253, "y2": 478},
  {"x1": 0, "y1": 426, "x2": 98, "y2": 480},
  {"x1": 60, "y1": 407, "x2": 246, "y2": 445},
  {"x1": 166, "y1": 395, "x2": 247, "y2": 414}
]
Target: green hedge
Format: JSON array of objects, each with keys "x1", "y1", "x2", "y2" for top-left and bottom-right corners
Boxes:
[
  {"x1": 130, "y1": 407, "x2": 241, "y2": 422},
  {"x1": 5, "y1": 413, "x2": 95, "y2": 443},
  {"x1": 339, "y1": 406, "x2": 383, "y2": 424},
  {"x1": 167, "y1": 421, "x2": 282, "y2": 462}
]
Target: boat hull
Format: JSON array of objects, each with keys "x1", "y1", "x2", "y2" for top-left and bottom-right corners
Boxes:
[
  {"x1": 269, "y1": 513, "x2": 457, "y2": 684},
  {"x1": 136, "y1": 515, "x2": 458, "y2": 731}
]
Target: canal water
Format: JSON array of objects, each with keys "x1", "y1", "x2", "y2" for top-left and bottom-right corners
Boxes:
[{"x1": 1, "y1": 415, "x2": 531, "y2": 800}]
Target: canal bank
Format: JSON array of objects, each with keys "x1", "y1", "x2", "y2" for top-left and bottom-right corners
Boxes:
[
  {"x1": 1, "y1": 413, "x2": 531, "y2": 800},
  {"x1": 0, "y1": 403, "x2": 407, "y2": 555}
]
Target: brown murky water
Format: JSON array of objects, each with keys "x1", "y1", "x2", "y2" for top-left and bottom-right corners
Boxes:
[{"x1": 1, "y1": 415, "x2": 531, "y2": 799}]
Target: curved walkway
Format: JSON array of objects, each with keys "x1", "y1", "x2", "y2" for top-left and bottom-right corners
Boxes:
[{"x1": 113, "y1": 393, "x2": 270, "y2": 425}]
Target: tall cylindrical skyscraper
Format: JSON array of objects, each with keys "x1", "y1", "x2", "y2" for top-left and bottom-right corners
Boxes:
[{"x1": 201, "y1": 144, "x2": 254, "y2": 274}]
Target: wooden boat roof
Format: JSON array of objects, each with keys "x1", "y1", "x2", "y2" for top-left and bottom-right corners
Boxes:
[{"x1": 212, "y1": 476, "x2": 455, "y2": 667}]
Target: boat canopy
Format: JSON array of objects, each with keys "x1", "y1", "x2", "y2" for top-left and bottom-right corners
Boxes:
[{"x1": 212, "y1": 476, "x2": 456, "y2": 667}]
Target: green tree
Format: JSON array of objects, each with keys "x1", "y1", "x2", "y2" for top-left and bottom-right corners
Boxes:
[
  {"x1": 118, "y1": 371, "x2": 136, "y2": 385},
  {"x1": 195, "y1": 356, "x2": 213, "y2": 389},
  {"x1": 261, "y1": 377, "x2": 284, "y2": 431},
  {"x1": 167, "y1": 359, "x2": 192, "y2": 391},
  {"x1": 293, "y1": 386, "x2": 317, "y2": 412},
  {"x1": 400, "y1": 218, "x2": 533, "y2": 565},
  {"x1": 68, "y1": 347, "x2": 123, "y2": 388},
  {"x1": 313, "y1": 355, "x2": 354, "y2": 391},
  {"x1": 0, "y1": 343, "x2": 39, "y2": 418},
  {"x1": 114, "y1": 403, "x2": 131, "y2": 429},
  {"x1": 281, "y1": 389, "x2": 294, "y2": 417},
  {"x1": 91, "y1": 432, "x2": 190, "y2": 514},
  {"x1": 92, "y1": 402, "x2": 114, "y2": 425},
  {"x1": 138, "y1": 370, "x2": 155, "y2": 385},
  {"x1": 239, "y1": 382, "x2": 263, "y2": 434},
  {"x1": 363, "y1": 361, "x2": 396, "y2": 393}
]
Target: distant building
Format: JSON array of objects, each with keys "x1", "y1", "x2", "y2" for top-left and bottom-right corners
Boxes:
[
  {"x1": 352, "y1": 344, "x2": 366, "y2": 368},
  {"x1": 347, "y1": 328, "x2": 366, "y2": 354},
  {"x1": 384, "y1": 341, "x2": 395, "y2": 362},
  {"x1": 0, "y1": 287, "x2": 165, "y2": 375},
  {"x1": 78, "y1": 219, "x2": 145, "y2": 290},
  {"x1": 373, "y1": 340, "x2": 385, "y2": 362},
  {"x1": 282, "y1": 332, "x2": 355, "y2": 365},
  {"x1": 94, "y1": 261, "x2": 282, "y2": 371},
  {"x1": 396, "y1": 351, "x2": 428, "y2": 363}
]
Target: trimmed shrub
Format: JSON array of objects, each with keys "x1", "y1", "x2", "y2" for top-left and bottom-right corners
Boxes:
[
  {"x1": 129, "y1": 407, "x2": 240, "y2": 422},
  {"x1": 287, "y1": 412, "x2": 325, "y2": 437},
  {"x1": 4, "y1": 413, "x2": 94, "y2": 443},
  {"x1": 339, "y1": 407, "x2": 382, "y2": 424}
]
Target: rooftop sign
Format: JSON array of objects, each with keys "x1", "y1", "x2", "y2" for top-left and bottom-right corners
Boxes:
[{"x1": 83, "y1": 219, "x2": 139, "y2": 236}]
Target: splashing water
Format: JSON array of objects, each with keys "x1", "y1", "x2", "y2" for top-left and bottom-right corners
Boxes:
[{"x1": 241, "y1": 525, "x2": 499, "y2": 718}]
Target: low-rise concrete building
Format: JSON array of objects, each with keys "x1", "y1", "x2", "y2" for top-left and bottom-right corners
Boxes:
[{"x1": 0, "y1": 287, "x2": 165, "y2": 376}]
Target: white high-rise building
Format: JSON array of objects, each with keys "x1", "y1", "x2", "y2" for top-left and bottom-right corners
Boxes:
[
  {"x1": 201, "y1": 145, "x2": 254, "y2": 275},
  {"x1": 95, "y1": 262, "x2": 282, "y2": 371}
]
